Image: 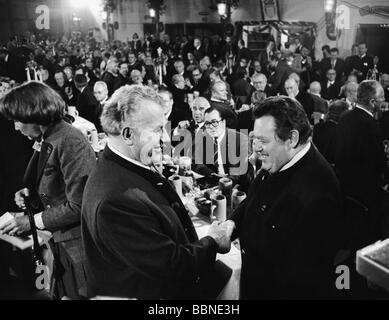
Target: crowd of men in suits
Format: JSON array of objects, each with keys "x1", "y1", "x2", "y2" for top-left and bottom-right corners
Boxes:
[{"x1": 0, "y1": 30, "x2": 389, "y2": 300}]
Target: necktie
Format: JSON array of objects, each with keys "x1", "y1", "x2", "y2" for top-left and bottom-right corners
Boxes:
[{"x1": 214, "y1": 138, "x2": 219, "y2": 169}]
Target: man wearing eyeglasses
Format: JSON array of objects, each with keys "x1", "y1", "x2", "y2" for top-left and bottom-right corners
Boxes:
[
  {"x1": 321, "y1": 69, "x2": 341, "y2": 101},
  {"x1": 193, "y1": 105, "x2": 248, "y2": 181}
]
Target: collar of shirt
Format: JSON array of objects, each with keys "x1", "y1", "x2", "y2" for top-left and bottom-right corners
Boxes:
[
  {"x1": 311, "y1": 92, "x2": 321, "y2": 98},
  {"x1": 5, "y1": 54, "x2": 8, "y2": 62},
  {"x1": 196, "y1": 121, "x2": 204, "y2": 132},
  {"x1": 328, "y1": 81, "x2": 335, "y2": 86},
  {"x1": 107, "y1": 142, "x2": 151, "y2": 171},
  {"x1": 360, "y1": 54, "x2": 366, "y2": 59},
  {"x1": 210, "y1": 97, "x2": 224, "y2": 103},
  {"x1": 280, "y1": 142, "x2": 311, "y2": 172},
  {"x1": 101, "y1": 96, "x2": 108, "y2": 104},
  {"x1": 355, "y1": 104, "x2": 374, "y2": 118}
]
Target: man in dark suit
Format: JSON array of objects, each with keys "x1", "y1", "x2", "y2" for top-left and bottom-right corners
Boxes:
[
  {"x1": 81, "y1": 85, "x2": 230, "y2": 299},
  {"x1": 284, "y1": 78, "x2": 314, "y2": 121},
  {"x1": 193, "y1": 105, "x2": 249, "y2": 182},
  {"x1": 224, "y1": 96, "x2": 343, "y2": 299},
  {"x1": 344, "y1": 44, "x2": 359, "y2": 77},
  {"x1": 309, "y1": 81, "x2": 329, "y2": 115},
  {"x1": 321, "y1": 69, "x2": 341, "y2": 100},
  {"x1": 188, "y1": 67, "x2": 209, "y2": 97},
  {"x1": 101, "y1": 59, "x2": 120, "y2": 96},
  {"x1": 268, "y1": 55, "x2": 292, "y2": 96},
  {"x1": 313, "y1": 101, "x2": 348, "y2": 165},
  {"x1": 380, "y1": 73, "x2": 389, "y2": 102},
  {"x1": 0, "y1": 48, "x2": 26, "y2": 83},
  {"x1": 210, "y1": 81, "x2": 237, "y2": 129},
  {"x1": 75, "y1": 74, "x2": 99, "y2": 125},
  {"x1": 320, "y1": 48, "x2": 345, "y2": 82},
  {"x1": 347, "y1": 43, "x2": 374, "y2": 82},
  {"x1": 93, "y1": 81, "x2": 109, "y2": 132},
  {"x1": 172, "y1": 96, "x2": 210, "y2": 157},
  {"x1": 193, "y1": 37, "x2": 206, "y2": 62},
  {"x1": 335, "y1": 80, "x2": 388, "y2": 245}
]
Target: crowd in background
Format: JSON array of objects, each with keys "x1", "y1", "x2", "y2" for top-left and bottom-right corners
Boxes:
[{"x1": 1, "y1": 29, "x2": 389, "y2": 299}]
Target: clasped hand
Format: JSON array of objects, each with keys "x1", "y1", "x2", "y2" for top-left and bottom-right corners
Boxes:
[{"x1": 207, "y1": 220, "x2": 236, "y2": 254}]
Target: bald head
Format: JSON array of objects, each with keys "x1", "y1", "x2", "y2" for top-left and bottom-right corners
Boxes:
[
  {"x1": 345, "y1": 82, "x2": 358, "y2": 102},
  {"x1": 252, "y1": 73, "x2": 267, "y2": 92},
  {"x1": 289, "y1": 73, "x2": 300, "y2": 86},
  {"x1": 285, "y1": 78, "x2": 299, "y2": 98},
  {"x1": 381, "y1": 73, "x2": 389, "y2": 89},
  {"x1": 211, "y1": 81, "x2": 228, "y2": 101},
  {"x1": 94, "y1": 81, "x2": 109, "y2": 102},
  {"x1": 309, "y1": 81, "x2": 321, "y2": 95}
]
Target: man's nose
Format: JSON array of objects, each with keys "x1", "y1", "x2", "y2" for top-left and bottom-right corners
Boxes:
[{"x1": 161, "y1": 126, "x2": 170, "y2": 144}]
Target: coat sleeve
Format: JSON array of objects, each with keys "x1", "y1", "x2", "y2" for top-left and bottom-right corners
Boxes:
[
  {"x1": 96, "y1": 192, "x2": 217, "y2": 284},
  {"x1": 41, "y1": 133, "x2": 96, "y2": 231}
]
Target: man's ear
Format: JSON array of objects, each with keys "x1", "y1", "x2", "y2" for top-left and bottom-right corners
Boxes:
[
  {"x1": 289, "y1": 129, "x2": 300, "y2": 149},
  {"x1": 122, "y1": 127, "x2": 134, "y2": 145}
]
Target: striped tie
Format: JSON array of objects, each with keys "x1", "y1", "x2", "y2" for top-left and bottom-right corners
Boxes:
[{"x1": 214, "y1": 138, "x2": 219, "y2": 169}]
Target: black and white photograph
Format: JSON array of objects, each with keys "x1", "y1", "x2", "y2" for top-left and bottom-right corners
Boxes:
[{"x1": 0, "y1": 0, "x2": 389, "y2": 307}]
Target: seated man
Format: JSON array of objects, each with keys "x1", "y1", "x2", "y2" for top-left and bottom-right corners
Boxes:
[
  {"x1": 172, "y1": 96, "x2": 210, "y2": 157},
  {"x1": 193, "y1": 105, "x2": 248, "y2": 183},
  {"x1": 210, "y1": 81, "x2": 237, "y2": 129},
  {"x1": 284, "y1": 78, "x2": 314, "y2": 121},
  {"x1": 81, "y1": 85, "x2": 231, "y2": 299}
]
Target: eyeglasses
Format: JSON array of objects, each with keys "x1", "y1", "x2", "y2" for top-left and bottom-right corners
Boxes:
[{"x1": 204, "y1": 119, "x2": 223, "y2": 128}]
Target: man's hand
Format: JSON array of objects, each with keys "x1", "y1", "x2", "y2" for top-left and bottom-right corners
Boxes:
[
  {"x1": 0, "y1": 215, "x2": 31, "y2": 236},
  {"x1": 14, "y1": 188, "x2": 30, "y2": 210},
  {"x1": 207, "y1": 221, "x2": 232, "y2": 254}
]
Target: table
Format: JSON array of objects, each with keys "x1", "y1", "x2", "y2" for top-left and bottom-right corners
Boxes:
[{"x1": 191, "y1": 214, "x2": 241, "y2": 300}]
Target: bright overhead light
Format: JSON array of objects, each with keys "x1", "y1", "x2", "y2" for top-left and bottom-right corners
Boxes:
[
  {"x1": 69, "y1": 0, "x2": 88, "y2": 9},
  {"x1": 149, "y1": 8, "x2": 156, "y2": 18},
  {"x1": 217, "y1": 3, "x2": 227, "y2": 16}
]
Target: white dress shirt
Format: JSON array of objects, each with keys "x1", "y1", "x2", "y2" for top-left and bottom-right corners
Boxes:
[
  {"x1": 215, "y1": 131, "x2": 226, "y2": 175},
  {"x1": 280, "y1": 142, "x2": 311, "y2": 172}
]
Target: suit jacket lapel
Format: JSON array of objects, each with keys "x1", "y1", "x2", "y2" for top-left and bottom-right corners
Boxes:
[{"x1": 36, "y1": 141, "x2": 53, "y2": 185}]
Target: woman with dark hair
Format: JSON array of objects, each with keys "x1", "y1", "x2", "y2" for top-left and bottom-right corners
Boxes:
[{"x1": 0, "y1": 81, "x2": 96, "y2": 299}]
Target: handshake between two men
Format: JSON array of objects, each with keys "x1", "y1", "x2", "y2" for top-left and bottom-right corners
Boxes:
[{"x1": 206, "y1": 219, "x2": 236, "y2": 254}]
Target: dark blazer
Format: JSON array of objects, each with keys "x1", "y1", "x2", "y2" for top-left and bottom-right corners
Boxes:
[
  {"x1": 193, "y1": 46, "x2": 206, "y2": 62},
  {"x1": 295, "y1": 90, "x2": 314, "y2": 121},
  {"x1": 193, "y1": 128, "x2": 249, "y2": 180},
  {"x1": 320, "y1": 58, "x2": 345, "y2": 82},
  {"x1": 230, "y1": 145, "x2": 343, "y2": 299},
  {"x1": 26, "y1": 120, "x2": 96, "y2": 243},
  {"x1": 76, "y1": 85, "x2": 99, "y2": 126},
  {"x1": 81, "y1": 146, "x2": 218, "y2": 299},
  {"x1": 3, "y1": 53, "x2": 26, "y2": 83},
  {"x1": 321, "y1": 80, "x2": 341, "y2": 100},
  {"x1": 313, "y1": 120, "x2": 338, "y2": 165},
  {"x1": 172, "y1": 120, "x2": 205, "y2": 157},
  {"x1": 335, "y1": 107, "x2": 387, "y2": 209},
  {"x1": 101, "y1": 71, "x2": 119, "y2": 96},
  {"x1": 268, "y1": 60, "x2": 292, "y2": 95},
  {"x1": 311, "y1": 94, "x2": 329, "y2": 114}
]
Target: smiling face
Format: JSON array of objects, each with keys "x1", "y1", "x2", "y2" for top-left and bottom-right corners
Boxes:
[
  {"x1": 128, "y1": 100, "x2": 167, "y2": 166},
  {"x1": 252, "y1": 116, "x2": 291, "y2": 174}
]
